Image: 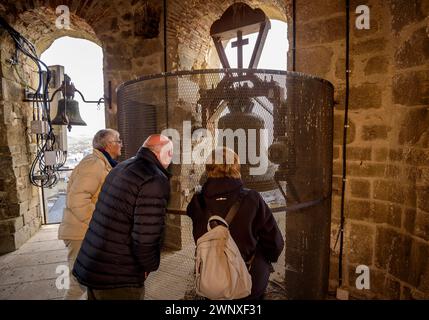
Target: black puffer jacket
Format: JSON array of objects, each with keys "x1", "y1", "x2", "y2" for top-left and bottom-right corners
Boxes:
[
  {"x1": 186, "y1": 177, "x2": 284, "y2": 299},
  {"x1": 72, "y1": 147, "x2": 171, "y2": 289}
]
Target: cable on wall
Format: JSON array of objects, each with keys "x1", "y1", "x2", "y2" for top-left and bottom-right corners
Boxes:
[
  {"x1": 0, "y1": 17, "x2": 66, "y2": 188},
  {"x1": 292, "y1": 0, "x2": 296, "y2": 71},
  {"x1": 338, "y1": 0, "x2": 351, "y2": 288},
  {"x1": 163, "y1": 0, "x2": 169, "y2": 128}
]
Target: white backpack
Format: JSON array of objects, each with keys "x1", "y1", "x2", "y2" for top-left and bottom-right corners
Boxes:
[{"x1": 195, "y1": 194, "x2": 252, "y2": 300}]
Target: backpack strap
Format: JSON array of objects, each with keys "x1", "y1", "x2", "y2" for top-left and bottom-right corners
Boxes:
[
  {"x1": 204, "y1": 188, "x2": 255, "y2": 269},
  {"x1": 224, "y1": 189, "x2": 255, "y2": 271},
  {"x1": 224, "y1": 189, "x2": 249, "y2": 225},
  {"x1": 197, "y1": 191, "x2": 206, "y2": 210},
  {"x1": 199, "y1": 188, "x2": 249, "y2": 228}
]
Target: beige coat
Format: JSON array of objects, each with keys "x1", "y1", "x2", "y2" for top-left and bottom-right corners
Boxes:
[{"x1": 58, "y1": 149, "x2": 112, "y2": 240}]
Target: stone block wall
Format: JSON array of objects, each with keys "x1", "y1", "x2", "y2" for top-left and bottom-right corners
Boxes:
[
  {"x1": 293, "y1": 0, "x2": 429, "y2": 299},
  {"x1": 0, "y1": 30, "x2": 43, "y2": 253}
]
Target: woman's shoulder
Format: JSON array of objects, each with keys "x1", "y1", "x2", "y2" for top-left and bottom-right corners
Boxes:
[
  {"x1": 186, "y1": 192, "x2": 203, "y2": 215},
  {"x1": 242, "y1": 188, "x2": 263, "y2": 203}
]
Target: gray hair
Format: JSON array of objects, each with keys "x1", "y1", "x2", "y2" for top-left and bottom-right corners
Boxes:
[{"x1": 92, "y1": 129, "x2": 119, "y2": 149}]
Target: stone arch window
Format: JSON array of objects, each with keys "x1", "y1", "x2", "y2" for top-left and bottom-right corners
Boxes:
[
  {"x1": 40, "y1": 36, "x2": 105, "y2": 223},
  {"x1": 0, "y1": 5, "x2": 107, "y2": 249},
  {"x1": 167, "y1": 1, "x2": 287, "y2": 71},
  {"x1": 224, "y1": 19, "x2": 288, "y2": 70},
  {"x1": 203, "y1": 3, "x2": 288, "y2": 71},
  {"x1": 40, "y1": 36, "x2": 105, "y2": 142}
]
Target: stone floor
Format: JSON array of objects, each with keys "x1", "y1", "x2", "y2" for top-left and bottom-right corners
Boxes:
[
  {"x1": 0, "y1": 225, "x2": 198, "y2": 300},
  {"x1": 0, "y1": 225, "x2": 67, "y2": 300},
  {"x1": 0, "y1": 222, "x2": 287, "y2": 300},
  {"x1": 46, "y1": 194, "x2": 66, "y2": 224}
]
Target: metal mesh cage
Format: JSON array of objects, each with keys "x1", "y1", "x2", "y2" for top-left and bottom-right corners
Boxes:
[{"x1": 117, "y1": 69, "x2": 334, "y2": 299}]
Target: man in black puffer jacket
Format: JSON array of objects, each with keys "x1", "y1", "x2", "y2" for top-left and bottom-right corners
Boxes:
[{"x1": 72, "y1": 134, "x2": 173, "y2": 300}]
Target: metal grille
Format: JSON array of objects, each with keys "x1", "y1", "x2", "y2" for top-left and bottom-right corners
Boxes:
[{"x1": 117, "y1": 69, "x2": 334, "y2": 299}]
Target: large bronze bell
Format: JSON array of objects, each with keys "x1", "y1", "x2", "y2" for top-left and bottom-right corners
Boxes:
[
  {"x1": 217, "y1": 96, "x2": 277, "y2": 192},
  {"x1": 51, "y1": 98, "x2": 87, "y2": 130}
]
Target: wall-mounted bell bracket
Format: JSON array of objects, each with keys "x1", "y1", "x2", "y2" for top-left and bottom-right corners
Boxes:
[{"x1": 24, "y1": 77, "x2": 113, "y2": 110}]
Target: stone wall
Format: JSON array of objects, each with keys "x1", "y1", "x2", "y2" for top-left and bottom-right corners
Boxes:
[
  {"x1": 0, "y1": 18, "x2": 43, "y2": 253},
  {"x1": 293, "y1": 0, "x2": 429, "y2": 299}
]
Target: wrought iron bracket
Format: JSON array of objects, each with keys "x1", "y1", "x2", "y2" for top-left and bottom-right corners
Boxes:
[{"x1": 24, "y1": 80, "x2": 112, "y2": 110}]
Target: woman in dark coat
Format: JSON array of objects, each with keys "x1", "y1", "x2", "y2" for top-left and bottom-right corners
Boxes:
[{"x1": 186, "y1": 147, "x2": 284, "y2": 299}]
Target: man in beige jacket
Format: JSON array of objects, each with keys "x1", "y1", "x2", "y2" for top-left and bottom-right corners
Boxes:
[{"x1": 58, "y1": 128, "x2": 122, "y2": 300}]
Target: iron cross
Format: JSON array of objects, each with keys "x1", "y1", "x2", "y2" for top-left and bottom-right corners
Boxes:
[{"x1": 231, "y1": 30, "x2": 249, "y2": 68}]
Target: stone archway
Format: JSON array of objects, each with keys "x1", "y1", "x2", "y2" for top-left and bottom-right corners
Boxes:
[
  {"x1": 166, "y1": 0, "x2": 288, "y2": 71},
  {"x1": 0, "y1": 0, "x2": 170, "y2": 253},
  {"x1": 0, "y1": 6, "x2": 103, "y2": 253}
]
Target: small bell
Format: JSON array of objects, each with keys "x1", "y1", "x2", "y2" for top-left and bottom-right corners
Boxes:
[{"x1": 51, "y1": 98, "x2": 87, "y2": 131}]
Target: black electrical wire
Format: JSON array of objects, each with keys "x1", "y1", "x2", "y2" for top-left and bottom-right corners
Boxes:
[
  {"x1": 292, "y1": 0, "x2": 296, "y2": 71},
  {"x1": 0, "y1": 16, "x2": 63, "y2": 187},
  {"x1": 1, "y1": 17, "x2": 52, "y2": 126},
  {"x1": 163, "y1": 0, "x2": 169, "y2": 127},
  {"x1": 338, "y1": 0, "x2": 351, "y2": 288}
]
